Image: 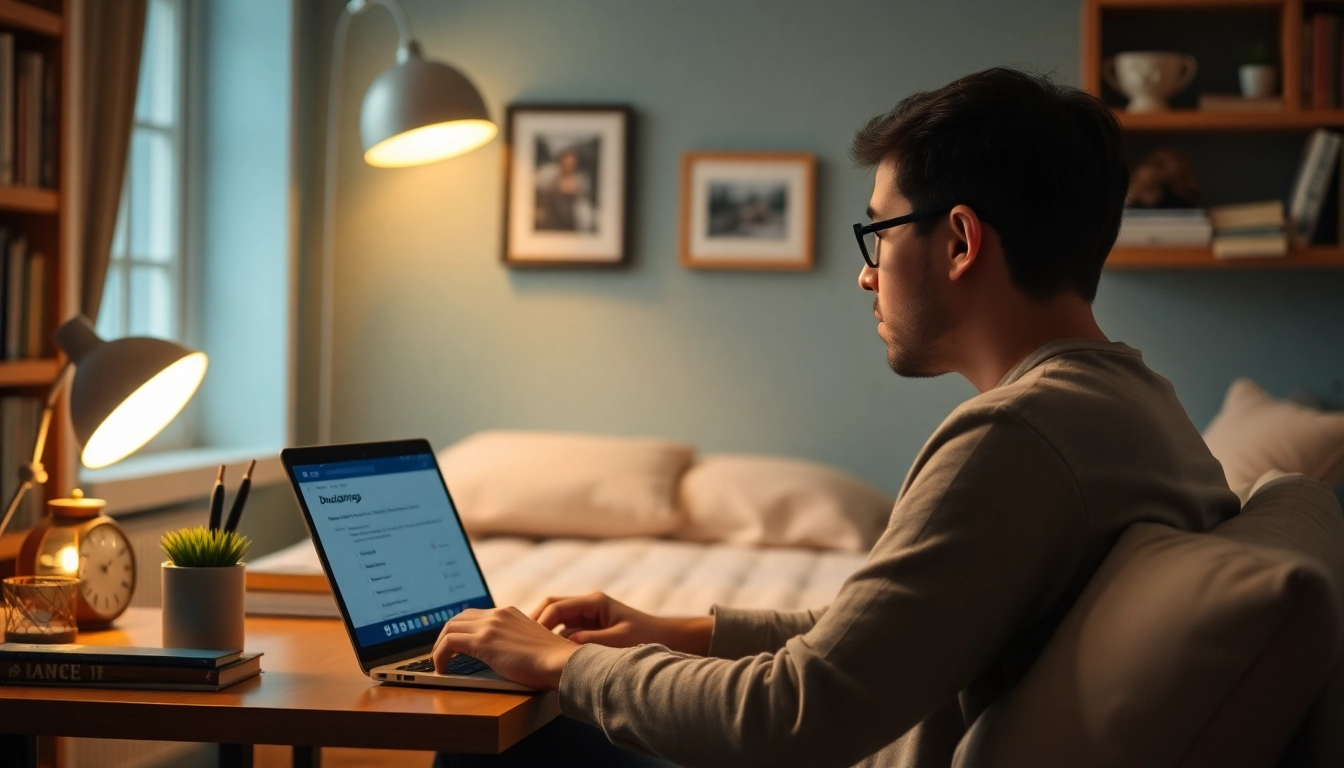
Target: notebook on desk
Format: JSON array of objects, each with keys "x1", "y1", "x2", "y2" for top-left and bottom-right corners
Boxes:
[{"x1": 280, "y1": 439, "x2": 533, "y2": 692}]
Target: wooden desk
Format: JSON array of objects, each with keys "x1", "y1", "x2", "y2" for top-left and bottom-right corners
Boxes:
[{"x1": 0, "y1": 608, "x2": 560, "y2": 767}]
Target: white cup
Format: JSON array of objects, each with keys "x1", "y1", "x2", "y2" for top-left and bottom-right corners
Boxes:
[{"x1": 1104, "y1": 51, "x2": 1198, "y2": 113}]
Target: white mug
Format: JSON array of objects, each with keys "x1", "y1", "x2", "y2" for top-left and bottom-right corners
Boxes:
[{"x1": 1104, "y1": 52, "x2": 1198, "y2": 113}]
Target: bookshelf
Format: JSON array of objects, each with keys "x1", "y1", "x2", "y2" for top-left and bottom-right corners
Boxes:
[
  {"x1": 0, "y1": 0, "x2": 68, "y2": 561},
  {"x1": 1084, "y1": 0, "x2": 1344, "y2": 269}
]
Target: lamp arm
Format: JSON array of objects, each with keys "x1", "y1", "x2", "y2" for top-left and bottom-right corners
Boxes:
[
  {"x1": 346, "y1": 0, "x2": 414, "y2": 52},
  {"x1": 319, "y1": 0, "x2": 423, "y2": 445},
  {"x1": 0, "y1": 361, "x2": 73, "y2": 540}
]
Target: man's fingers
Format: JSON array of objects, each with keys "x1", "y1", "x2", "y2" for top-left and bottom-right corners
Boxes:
[
  {"x1": 528, "y1": 596, "x2": 566, "y2": 622},
  {"x1": 535, "y1": 594, "x2": 608, "y2": 630},
  {"x1": 433, "y1": 632, "x2": 481, "y2": 672}
]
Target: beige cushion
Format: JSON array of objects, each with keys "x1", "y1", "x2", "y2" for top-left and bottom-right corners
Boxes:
[
  {"x1": 436, "y1": 431, "x2": 694, "y2": 538},
  {"x1": 671, "y1": 454, "x2": 893, "y2": 552},
  {"x1": 953, "y1": 473, "x2": 1344, "y2": 768},
  {"x1": 1203, "y1": 378, "x2": 1344, "y2": 496}
]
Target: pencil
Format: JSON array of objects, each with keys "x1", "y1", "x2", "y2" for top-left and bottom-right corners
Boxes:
[
  {"x1": 223, "y1": 460, "x2": 256, "y2": 534},
  {"x1": 207, "y1": 465, "x2": 225, "y2": 530}
]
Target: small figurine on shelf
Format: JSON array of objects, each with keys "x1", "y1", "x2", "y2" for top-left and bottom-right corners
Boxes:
[{"x1": 1127, "y1": 147, "x2": 1203, "y2": 209}]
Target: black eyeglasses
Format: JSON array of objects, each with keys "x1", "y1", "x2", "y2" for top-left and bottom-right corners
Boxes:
[{"x1": 852, "y1": 206, "x2": 954, "y2": 268}]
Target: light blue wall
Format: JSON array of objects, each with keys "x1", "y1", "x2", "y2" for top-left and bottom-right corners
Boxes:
[{"x1": 301, "y1": 0, "x2": 1344, "y2": 495}]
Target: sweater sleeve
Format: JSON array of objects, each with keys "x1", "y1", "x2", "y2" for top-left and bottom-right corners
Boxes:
[
  {"x1": 557, "y1": 407, "x2": 1087, "y2": 767},
  {"x1": 707, "y1": 607, "x2": 828, "y2": 659}
]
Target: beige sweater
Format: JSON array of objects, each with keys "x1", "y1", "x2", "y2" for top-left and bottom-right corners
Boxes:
[{"x1": 559, "y1": 340, "x2": 1240, "y2": 767}]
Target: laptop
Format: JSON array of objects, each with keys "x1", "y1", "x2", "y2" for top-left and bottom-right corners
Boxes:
[{"x1": 280, "y1": 439, "x2": 533, "y2": 692}]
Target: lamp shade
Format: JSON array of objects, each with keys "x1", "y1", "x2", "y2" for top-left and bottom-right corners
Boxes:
[
  {"x1": 54, "y1": 316, "x2": 208, "y2": 469},
  {"x1": 359, "y1": 43, "x2": 497, "y2": 168}
]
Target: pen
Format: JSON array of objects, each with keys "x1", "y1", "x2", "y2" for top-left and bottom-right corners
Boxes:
[
  {"x1": 223, "y1": 460, "x2": 256, "y2": 534},
  {"x1": 207, "y1": 465, "x2": 225, "y2": 530}
]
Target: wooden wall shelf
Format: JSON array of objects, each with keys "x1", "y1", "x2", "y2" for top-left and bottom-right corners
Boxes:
[
  {"x1": 1118, "y1": 110, "x2": 1344, "y2": 131},
  {"x1": 0, "y1": 1, "x2": 59, "y2": 37},
  {"x1": 1107, "y1": 246, "x2": 1344, "y2": 268},
  {"x1": 0, "y1": 358, "x2": 59, "y2": 387},
  {"x1": 0, "y1": 184, "x2": 58, "y2": 214}
]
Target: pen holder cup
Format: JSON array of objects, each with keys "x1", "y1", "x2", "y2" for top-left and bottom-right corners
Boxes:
[
  {"x1": 162, "y1": 563, "x2": 245, "y2": 652},
  {"x1": 3, "y1": 576, "x2": 80, "y2": 643}
]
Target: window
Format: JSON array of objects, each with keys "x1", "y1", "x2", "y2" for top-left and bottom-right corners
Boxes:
[
  {"x1": 100, "y1": 0, "x2": 187, "y2": 343},
  {"x1": 81, "y1": 0, "x2": 296, "y2": 511}
]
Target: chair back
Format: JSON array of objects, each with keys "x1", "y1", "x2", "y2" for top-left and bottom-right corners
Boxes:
[{"x1": 952, "y1": 474, "x2": 1344, "y2": 768}]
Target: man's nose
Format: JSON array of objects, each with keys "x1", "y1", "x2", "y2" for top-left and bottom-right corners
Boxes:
[{"x1": 858, "y1": 264, "x2": 878, "y2": 292}]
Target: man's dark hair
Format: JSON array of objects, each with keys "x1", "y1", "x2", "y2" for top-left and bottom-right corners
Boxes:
[{"x1": 851, "y1": 67, "x2": 1127, "y2": 303}]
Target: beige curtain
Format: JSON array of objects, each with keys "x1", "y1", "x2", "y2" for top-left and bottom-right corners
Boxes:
[{"x1": 77, "y1": 0, "x2": 147, "y2": 320}]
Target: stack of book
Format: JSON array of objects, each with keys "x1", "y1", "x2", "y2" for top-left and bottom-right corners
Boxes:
[
  {"x1": 245, "y1": 541, "x2": 338, "y2": 618},
  {"x1": 0, "y1": 643, "x2": 262, "y2": 691},
  {"x1": 0, "y1": 33, "x2": 57, "y2": 189},
  {"x1": 0, "y1": 228, "x2": 48, "y2": 360},
  {"x1": 1210, "y1": 201, "x2": 1288, "y2": 259},
  {"x1": 1115, "y1": 208, "x2": 1212, "y2": 247}
]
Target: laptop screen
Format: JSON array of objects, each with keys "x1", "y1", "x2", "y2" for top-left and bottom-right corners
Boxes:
[{"x1": 290, "y1": 451, "x2": 492, "y2": 654}]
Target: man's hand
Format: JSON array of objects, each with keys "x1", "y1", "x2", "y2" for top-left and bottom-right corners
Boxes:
[
  {"x1": 432, "y1": 607, "x2": 578, "y2": 690},
  {"x1": 531, "y1": 591, "x2": 714, "y2": 656}
]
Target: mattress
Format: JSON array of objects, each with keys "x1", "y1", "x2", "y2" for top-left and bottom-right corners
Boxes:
[
  {"x1": 472, "y1": 537, "x2": 867, "y2": 616},
  {"x1": 246, "y1": 537, "x2": 867, "y2": 617}
]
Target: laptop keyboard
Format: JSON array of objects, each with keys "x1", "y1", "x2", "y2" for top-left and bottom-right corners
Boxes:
[{"x1": 397, "y1": 655, "x2": 489, "y2": 676}]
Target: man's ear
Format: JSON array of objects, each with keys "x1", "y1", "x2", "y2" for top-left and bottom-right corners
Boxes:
[{"x1": 945, "y1": 205, "x2": 983, "y2": 282}]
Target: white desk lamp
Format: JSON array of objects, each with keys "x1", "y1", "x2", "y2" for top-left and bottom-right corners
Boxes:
[{"x1": 0, "y1": 315, "x2": 208, "y2": 539}]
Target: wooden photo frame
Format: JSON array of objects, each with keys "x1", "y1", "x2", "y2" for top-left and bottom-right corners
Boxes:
[
  {"x1": 680, "y1": 151, "x2": 816, "y2": 270},
  {"x1": 502, "y1": 104, "x2": 633, "y2": 267}
]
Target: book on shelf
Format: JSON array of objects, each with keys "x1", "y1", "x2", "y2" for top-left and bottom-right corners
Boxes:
[
  {"x1": 0, "y1": 228, "x2": 48, "y2": 361},
  {"x1": 1208, "y1": 201, "x2": 1285, "y2": 233},
  {"x1": 1115, "y1": 208, "x2": 1212, "y2": 247},
  {"x1": 0, "y1": 41, "x2": 55, "y2": 191},
  {"x1": 1196, "y1": 94, "x2": 1283, "y2": 113},
  {"x1": 1288, "y1": 129, "x2": 1343, "y2": 248},
  {"x1": 0, "y1": 33, "x2": 13, "y2": 186},
  {"x1": 1312, "y1": 13, "x2": 1340, "y2": 111},
  {"x1": 245, "y1": 540, "x2": 339, "y2": 618},
  {"x1": 1212, "y1": 233, "x2": 1289, "y2": 260},
  {"x1": 0, "y1": 651, "x2": 262, "y2": 691}
]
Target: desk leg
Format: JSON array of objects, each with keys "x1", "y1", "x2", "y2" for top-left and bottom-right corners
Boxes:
[
  {"x1": 0, "y1": 734, "x2": 37, "y2": 768},
  {"x1": 219, "y1": 743, "x2": 254, "y2": 768},
  {"x1": 292, "y1": 746, "x2": 321, "y2": 768}
]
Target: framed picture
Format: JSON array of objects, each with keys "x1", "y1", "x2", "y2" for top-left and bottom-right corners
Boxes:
[
  {"x1": 680, "y1": 151, "x2": 816, "y2": 270},
  {"x1": 503, "y1": 104, "x2": 633, "y2": 267}
]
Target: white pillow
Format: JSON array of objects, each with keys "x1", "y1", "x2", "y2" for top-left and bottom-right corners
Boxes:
[
  {"x1": 1202, "y1": 379, "x2": 1344, "y2": 495},
  {"x1": 673, "y1": 454, "x2": 893, "y2": 552},
  {"x1": 436, "y1": 431, "x2": 694, "y2": 538}
]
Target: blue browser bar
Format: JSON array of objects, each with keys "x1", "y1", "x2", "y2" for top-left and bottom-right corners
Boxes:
[{"x1": 294, "y1": 454, "x2": 436, "y2": 482}]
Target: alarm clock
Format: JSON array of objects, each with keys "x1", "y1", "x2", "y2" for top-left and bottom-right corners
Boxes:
[{"x1": 17, "y1": 489, "x2": 137, "y2": 629}]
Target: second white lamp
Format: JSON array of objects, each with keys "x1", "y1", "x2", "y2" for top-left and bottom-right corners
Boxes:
[{"x1": 319, "y1": 0, "x2": 497, "y2": 443}]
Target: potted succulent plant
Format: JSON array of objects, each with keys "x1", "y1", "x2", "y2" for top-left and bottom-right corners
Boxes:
[
  {"x1": 1239, "y1": 43, "x2": 1277, "y2": 99},
  {"x1": 160, "y1": 526, "x2": 251, "y2": 651}
]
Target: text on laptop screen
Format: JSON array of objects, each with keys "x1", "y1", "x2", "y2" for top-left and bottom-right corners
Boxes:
[{"x1": 293, "y1": 453, "x2": 491, "y2": 649}]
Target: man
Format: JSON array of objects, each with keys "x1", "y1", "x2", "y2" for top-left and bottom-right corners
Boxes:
[{"x1": 433, "y1": 67, "x2": 1240, "y2": 767}]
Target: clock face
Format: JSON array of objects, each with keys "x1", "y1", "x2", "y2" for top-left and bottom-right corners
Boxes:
[{"x1": 79, "y1": 524, "x2": 136, "y2": 619}]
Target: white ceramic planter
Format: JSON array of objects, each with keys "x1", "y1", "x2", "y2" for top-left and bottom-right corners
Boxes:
[
  {"x1": 1239, "y1": 65, "x2": 1277, "y2": 98},
  {"x1": 162, "y1": 562, "x2": 245, "y2": 651}
]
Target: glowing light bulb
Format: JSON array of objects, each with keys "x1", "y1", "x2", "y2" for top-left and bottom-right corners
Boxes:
[
  {"x1": 58, "y1": 545, "x2": 79, "y2": 574},
  {"x1": 81, "y1": 352, "x2": 208, "y2": 469},
  {"x1": 363, "y1": 119, "x2": 497, "y2": 168}
]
